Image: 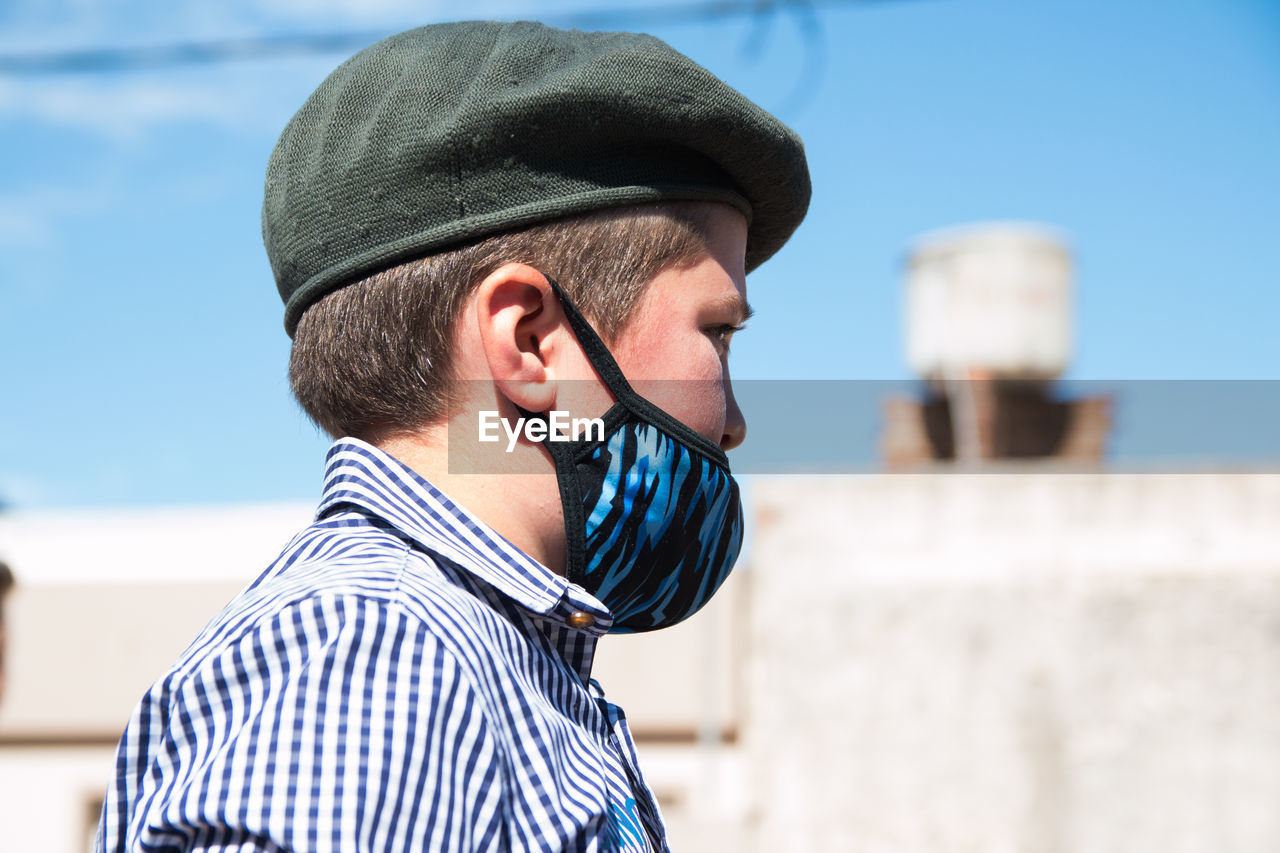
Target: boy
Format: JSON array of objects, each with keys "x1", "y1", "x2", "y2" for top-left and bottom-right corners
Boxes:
[{"x1": 97, "y1": 20, "x2": 808, "y2": 852}]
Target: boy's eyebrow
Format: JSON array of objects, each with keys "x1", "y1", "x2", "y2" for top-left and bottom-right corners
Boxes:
[{"x1": 708, "y1": 294, "x2": 754, "y2": 324}]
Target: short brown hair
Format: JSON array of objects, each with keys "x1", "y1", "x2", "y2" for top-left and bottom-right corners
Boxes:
[{"x1": 290, "y1": 201, "x2": 723, "y2": 441}]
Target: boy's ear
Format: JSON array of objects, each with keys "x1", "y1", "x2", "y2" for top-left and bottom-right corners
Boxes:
[{"x1": 474, "y1": 263, "x2": 563, "y2": 413}]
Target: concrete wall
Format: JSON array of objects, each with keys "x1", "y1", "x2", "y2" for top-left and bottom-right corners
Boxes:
[
  {"x1": 0, "y1": 504, "x2": 312, "y2": 853},
  {"x1": 744, "y1": 473, "x2": 1280, "y2": 853}
]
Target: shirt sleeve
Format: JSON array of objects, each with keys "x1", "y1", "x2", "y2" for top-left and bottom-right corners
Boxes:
[{"x1": 106, "y1": 592, "x2": 507, "y2": 853}]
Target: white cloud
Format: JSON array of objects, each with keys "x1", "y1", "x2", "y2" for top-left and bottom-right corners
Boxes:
[
  {"x1": 253, "y1": 0, "x2": 440, "y2": 20},
  {"x1": 0, "y1": 1, "x2": 404, "y2": 140},
  {"x1": 0, "y1": 183, "x2": 110, "y2": 249},
  {"x1": 0, "y1": 0, "x2": 630, "y2": 142},
  {"x1": 0, "y1": 205, "x2": 54, "y2": 248},
  {"x1": 0, "y1": 75, "x2": 252, "y2": 141},
  {"x1": 0, "y1": 473, "x2": 52, "y2": 508}
]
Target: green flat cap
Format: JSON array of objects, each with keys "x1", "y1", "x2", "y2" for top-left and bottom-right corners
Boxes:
[{"x1": 264, "y1": 20, "x2": 811, "y2": 335}]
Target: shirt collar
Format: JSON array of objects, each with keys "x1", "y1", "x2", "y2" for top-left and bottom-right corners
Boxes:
[{"x1": 315, "y1": 437, "x2": 613, "y2": 634}]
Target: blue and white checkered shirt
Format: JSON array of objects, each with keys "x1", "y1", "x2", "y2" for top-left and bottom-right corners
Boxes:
[{"x1": 96, "y1": 438, "x2": 668, "y2": 852}]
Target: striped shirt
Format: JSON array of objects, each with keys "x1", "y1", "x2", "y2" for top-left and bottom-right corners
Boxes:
[{"x1": 96, "y1": 438, "x2": 669, "y2": 852}]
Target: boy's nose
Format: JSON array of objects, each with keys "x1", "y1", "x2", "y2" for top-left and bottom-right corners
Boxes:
[{"x1": 720, "y1": 381, "x2": 747, "y2": 452}]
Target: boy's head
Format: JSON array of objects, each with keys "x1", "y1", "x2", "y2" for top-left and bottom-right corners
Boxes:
[
  {"x1": 263, "y1": 20, "x2": 809, "y2": 440},
  {"x1": 290, "y1": 200, "x2": 727, "y2": 441}
]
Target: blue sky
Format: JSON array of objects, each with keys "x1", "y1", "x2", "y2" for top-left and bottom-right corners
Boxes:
[{"x1": 1, "y1": 0, "x2": 1277, "y2": 507}]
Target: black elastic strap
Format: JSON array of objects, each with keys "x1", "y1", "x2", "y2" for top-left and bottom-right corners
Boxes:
[
  {"x1": 542, "y1": 274, "x2": 731, "y2": 469},
  {"x1": 543, "y1": 275, "x2": 636, "y2": 401}
]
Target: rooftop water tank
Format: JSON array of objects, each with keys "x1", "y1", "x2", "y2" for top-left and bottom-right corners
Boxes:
[{"x1": 905, "y1": 222, "x2": 1073, "y2": 380}]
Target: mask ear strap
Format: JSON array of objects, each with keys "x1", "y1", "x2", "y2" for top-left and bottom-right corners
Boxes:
[
  {"x1": 510, "y1": 399, "x2": 591, "y2": 585},
  {"x1": 542, "y1": 274, "x2": 636, "y2": 403}
]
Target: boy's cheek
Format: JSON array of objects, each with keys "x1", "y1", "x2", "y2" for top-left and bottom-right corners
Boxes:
[
  {"x1": 618, "y1": 334, "x2": 725, "y2": 383},
  {"x1": 631, "y1": 378, "x2": 729, "y2": 441}
]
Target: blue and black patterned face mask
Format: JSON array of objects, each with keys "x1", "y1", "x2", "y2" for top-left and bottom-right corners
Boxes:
[{"x1": 527, "y1": 276, "x2": 744, "y2": 633}]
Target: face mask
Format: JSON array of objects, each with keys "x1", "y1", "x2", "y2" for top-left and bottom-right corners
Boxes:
[{"x1": 525, "y1": 275, "x2": 744, "y2": 633}]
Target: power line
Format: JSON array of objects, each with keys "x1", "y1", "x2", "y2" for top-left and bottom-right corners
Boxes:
[
  {"x1": 0, "y1": 0, "x2": 911, "y2": 76},
  {"x1": 0, "y1": 30, "x2": 391, "y2": 75}
]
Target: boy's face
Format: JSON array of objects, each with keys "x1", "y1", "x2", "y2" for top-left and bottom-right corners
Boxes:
[{"x1": 607, "y1": 204, "x2": 750, "y2": 452}]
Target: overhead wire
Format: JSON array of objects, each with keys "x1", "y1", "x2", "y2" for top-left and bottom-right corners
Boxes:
[{"x1": 0, "y1": 0, "x2": 926, "y2": 114}]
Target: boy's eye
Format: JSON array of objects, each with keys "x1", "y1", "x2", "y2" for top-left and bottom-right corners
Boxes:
[{"x1": 707, "y1": 323, "x2": 745, "y2": 354}]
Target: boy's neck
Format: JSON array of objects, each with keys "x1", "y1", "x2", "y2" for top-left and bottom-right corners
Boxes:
[{"x1": 377, "y1": 421, "x2": 569, "y2": 577}]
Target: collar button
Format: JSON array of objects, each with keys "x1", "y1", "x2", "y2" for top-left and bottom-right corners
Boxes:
[{"x1": 566, "y1": 610, "x2": 596, "y2": 630}]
